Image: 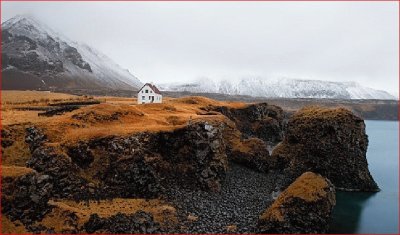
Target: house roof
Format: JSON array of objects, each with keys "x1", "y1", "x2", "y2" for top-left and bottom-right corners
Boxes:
[{"x1": 139, "y1": 83, "x2": 162, "y2": 95}]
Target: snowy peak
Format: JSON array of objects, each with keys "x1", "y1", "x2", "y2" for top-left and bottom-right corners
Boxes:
[
  {"x1": 2, "y1": 15, "x2": 142, "y2": 90},
  {"x1": 160, "y1": 78, "x2": 396, "y2": 100}
]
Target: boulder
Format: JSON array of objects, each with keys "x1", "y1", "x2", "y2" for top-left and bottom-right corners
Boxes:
[
  {"x1": 257, "y1": 172, "x2": 336, "y2": 234},
  {"x1": 270, "y1": 106, "x2": 379, "y2": 191}
]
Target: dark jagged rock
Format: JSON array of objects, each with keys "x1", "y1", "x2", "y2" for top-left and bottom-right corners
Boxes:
[
  {"x1": 67, "y1": 142, "x2": 94, "y2": 168},
  {"x1": 204, "y1": 103, "x2": 284, "y2": 144},
  {"x1": 1, "y1": 128, "x2": 14, "y2": 149},
  {"x1": 27, "y1": 146, "x2": 88, "y2": 198},
  {"x1": 93, "y1": 121, "x2": 228, "y2": 193},
  {"x1": 38, "y1": 105, "x2": 80, "y2": 117},
  {"x1": 25, "y1": 126, "x2": 47, "y2": 152},
  {"x1": 63, "y1": 46, "x2": 92, "y2": 72},
  {"x1": 2, "y1": 172, "x2": 53, "y2": 225},
  {"x1": 103, "y1": 153, "x2": 162, "y2": 198},
  {"x1": 154, "y1": 122, "x2": 228, "y2": 191},
  {"x1": 83, "y1": 211, "x2": 162, "y2": 234},
  {"x1": 270, "y1": 106, "x2": 379, "y2": 192},
  {"x1": 257, "y1": 172, "x2": 336, "y2": 234},
  {"x1": 227, "y1": 137, "x2": 270, "y2": 172}
]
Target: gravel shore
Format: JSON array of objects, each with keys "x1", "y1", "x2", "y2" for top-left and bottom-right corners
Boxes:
[{"x1": 164, "y1": 163, "x2": 280, "y2": 233}]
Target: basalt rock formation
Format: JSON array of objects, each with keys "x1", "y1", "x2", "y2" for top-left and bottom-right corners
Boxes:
[
  {"x1": 270, "y1": 106, "x2": 379, "y2": 192},
  {"x1": 2, "y1": 171, "x2": 54, "y2": 225},
  {"x1": 3, "y1": 121, "x2": 228, "y2": 232},
  {"x1": 23, "y1": 121, "x2": 228, "y2": 200},
  {"x1": 85, "y1": 121, "x2": 228, "y2": 193},
  {"x1": 257, "y1": 172, "x2": 336, "y2": 234},
  {"x1": 203, "y1": 103, "x2": 284, "y2": 144}
]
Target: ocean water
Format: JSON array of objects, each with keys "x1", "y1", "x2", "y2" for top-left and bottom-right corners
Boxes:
[{"x1": 329, "y1": 120, "x2": 399, "y2": 234}]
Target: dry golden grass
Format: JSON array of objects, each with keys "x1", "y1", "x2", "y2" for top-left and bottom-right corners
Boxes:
[
  {"x1": 2, "y1": 90, "x2": 81, "y2": 105},
  {"x1": 293, "y1": 106, "x2": 353, "y2": 120},
  {"x1": 2, "y1": 91, "x2": 253, "y2": 157},
  {"x1": 45, "y1": 198, "x2": 177, "y2": 230},
  {"x1": 2, "y1": 166, "x2": 35, "y2": 178},
  {"x1": 1, "y1": 91, "x2": 96, "y2": 125},
  {"x1": 260, "y1": 172, "x2": 330, "y2": 222},
  {"x1": 1, "y1": 110, "x2": 45, "y2": 125},
  {"x1": 2, "y1": 125, "x2": 32, "y2": 167},
  {"x1": 26, "y1": 95, "x2": 247, "y2": 144},
  {"x1": 2, "y1": 216, "x2": 30, "y2": 234}
]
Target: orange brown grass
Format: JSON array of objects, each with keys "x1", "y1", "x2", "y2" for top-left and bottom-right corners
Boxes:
[
  {"x1": 2, "y1": 216, "x2": 30, "y2": 234},
  {"x1": 46, "y1": 198, "x2": 177, "y2": 229},
  {"x1": 260, "y1": 172, "x2": 330, "y2": 222},
  {"x1": 33, "y1": 96, "x2": 247, "y2": 144},
  {"x1": 2, "y1": 90, "x2": 81, "y2": 106},
  {"x1": 1, "y1": 166, "x2": 35, "y2": 178}
]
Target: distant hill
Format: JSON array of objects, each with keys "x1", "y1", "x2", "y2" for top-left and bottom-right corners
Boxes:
[
  {"x1": 2, "y1": 15, "x2": 143, "y2": 90},
  {"x1": 160, "y1": 77, "x2": 396, "y2": 100}
]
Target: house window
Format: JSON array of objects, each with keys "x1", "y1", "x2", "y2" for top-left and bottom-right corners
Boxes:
[
  {"x1": 145, "y1": 90, "x2": 148, "y2": 93},
  {"x1": 142, "y1": 96, "x2": 145, "y2": 100},
  {"x1": 142, "y1": 90, "x2": 143, "y2": 93}
]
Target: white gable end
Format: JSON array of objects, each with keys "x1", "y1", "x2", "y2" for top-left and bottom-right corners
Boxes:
[{"x1": 137, "y1": 84, "x2": 163, "y2": 104}]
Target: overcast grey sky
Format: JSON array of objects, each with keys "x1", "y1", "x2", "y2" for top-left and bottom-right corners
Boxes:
[{"x1": 2, "y1": 1, "x2": 398, "y2": 96}]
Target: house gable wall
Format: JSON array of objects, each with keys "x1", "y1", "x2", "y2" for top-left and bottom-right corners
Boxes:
[{"x1": 138, "y1": 84, "x2": 162, "y2": 104}]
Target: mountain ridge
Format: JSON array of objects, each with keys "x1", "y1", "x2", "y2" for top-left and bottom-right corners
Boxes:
[
  {"x1": 2, "y1": 15, "x2": 143, "y2": 90},
  {"x1": 160, "y1": 77, "x2": 396, "y2": 100}
]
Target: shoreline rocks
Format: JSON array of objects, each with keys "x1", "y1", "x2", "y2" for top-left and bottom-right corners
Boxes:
[{"x1": 257, "y1": 172, "x2": 336, "y2": 234}]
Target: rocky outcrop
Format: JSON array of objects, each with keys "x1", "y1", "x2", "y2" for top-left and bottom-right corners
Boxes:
[
  {"x1": 257, "y1": 172, "x2": 336, "y2": 234},
  {"x1": 154, "y1": 122, "x2": 228, "y2": 191},
  {"x1": 19, "y1": 121, "x2": 227, "y2": 203},
  {"x1": 270, "y1": 106, "x2": 379, "y2": 192},
  {"x1": 227, "y1": 137, "x2": 270, "y2": 172},
  {"x1": 2, "y1": 172, "x2": 53, "y2": 225},
  {"x1": 25, "y1": 126, "x2": 47, "y2": 152},
  {"x1": 203, "y1": 103, "x2": 284, "y2": 144},
  {"x1": 83, "y1": 211, "x2": 162, "y2": 234},
  {"x1": 27, "y1": 146, "x2": 89, "y2": 199},
  {"x1": 1, "y1": 129, "x2": 14, "y2": 149},
  {"x1": 90, "y1": 121, "x2": 228, "y2": 193}
]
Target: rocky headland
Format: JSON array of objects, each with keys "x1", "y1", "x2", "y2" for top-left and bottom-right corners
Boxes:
[{"x1": 1, "y1": 95, "x2": 378, "y2": 234}]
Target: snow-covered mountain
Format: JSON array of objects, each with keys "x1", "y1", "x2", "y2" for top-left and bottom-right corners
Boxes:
[
  {"x1": 160, "y1": 77, "x2": 396, "y2": 100},
  {"x1": 2, "y1": 15, "x2": 143, "y2": 90}
]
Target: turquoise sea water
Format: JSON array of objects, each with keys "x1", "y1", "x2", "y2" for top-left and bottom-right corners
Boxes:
[{"x1": 329, "y1": 120, "x2": 399, "y2": 234}]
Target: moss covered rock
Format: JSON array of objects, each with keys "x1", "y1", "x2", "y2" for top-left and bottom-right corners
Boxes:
[
  {"x1": 257, "y1": 172, "x2": 336, "y2": 233},
  {"x1": 270, "y1": 106, "x2": 379, "y2": 191}
]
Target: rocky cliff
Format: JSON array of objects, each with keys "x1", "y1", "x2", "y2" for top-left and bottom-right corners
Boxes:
[{"x1": 270, "y1": 106, "x2": 379, "y2": 192}]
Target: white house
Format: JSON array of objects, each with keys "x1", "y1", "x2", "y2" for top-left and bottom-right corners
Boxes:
[{"x1": 137, "y1": 83, "x2": 163, "y2": 104}]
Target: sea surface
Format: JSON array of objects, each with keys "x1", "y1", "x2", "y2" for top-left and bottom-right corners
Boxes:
[{"x1": 329, "y1": 120, "x2": 399, "y2": 234}]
